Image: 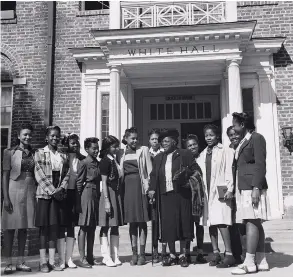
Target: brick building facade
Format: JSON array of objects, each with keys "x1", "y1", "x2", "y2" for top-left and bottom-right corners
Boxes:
[{"x1": 1, "y1": 1, "x2": 293, "y2": 255}]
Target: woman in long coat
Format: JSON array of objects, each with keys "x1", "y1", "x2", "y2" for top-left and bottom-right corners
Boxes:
[
  {"x1": 197, "y1": 124, "x2": 235, "y2": 268},
  {"x1": 231, "y1": 113, "x2": 270, "y2": 275},
  {"x1": 149, "y1": 129, "x2": 195, "y2": 267}
]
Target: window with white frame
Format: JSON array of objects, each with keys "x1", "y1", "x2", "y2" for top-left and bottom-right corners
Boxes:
[{"x1": 1, "y1": 85, "x2": 13, "y2": 155}]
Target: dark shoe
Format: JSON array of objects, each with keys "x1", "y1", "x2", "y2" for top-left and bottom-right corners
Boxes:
[
  {"x1": 196, "y1": 253, "x2": 208, "y2": 264},
  {"x1": 137, "y1": 254, "x2": 146, "y2": 266},
  {"x1": 209, "y1": 253, "x2": 221, "y2": 267},
  {"x1": 162, "y1": 255, "x2": 178, "y2": 267},
  {"x1": 130, "y1": 253, "x2": 138, "y2": 266},
  {"x1": 216, "y1": 254, "x2": 236, "y2": 268},
  {"x1": 4, "y1": 265, "x2": 14, "y2": 275},
  {"x1": 179, "y1": 255, "x2": 189, "y2": 268},
  {"x1": 79, "y1": 258, "x2": 92, "y2": 268},
  {"x1": 87, "y1": 258, "x2": 100, "y2": 266},
  {"x1": 39, "y1": 263, "x2": 50, "y2": 273},
  {"x1": 16, "y1": 262, "x2": 32, "y2": 272},
  {"x1": 152, "y1": 249, "x2": 160, "y2": 264},
  {"x1": 48, "y1": 263, "x2": 64, "y2": 271}
]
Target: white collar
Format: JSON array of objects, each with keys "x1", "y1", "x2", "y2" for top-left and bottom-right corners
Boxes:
[{"x1": 149, "y1": 147, "x2": 164, "y2": 156}]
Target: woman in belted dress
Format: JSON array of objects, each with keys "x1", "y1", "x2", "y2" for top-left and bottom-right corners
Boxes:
[
  {"x1": 2, "y1": 124, "x2": 36, "y2": 274},
  {"x1": 120, "y1": 127, "x2": 153, "y2": 266},
  {"x1": 231, "y1": 113, "x2": 270, "y2": 275}
]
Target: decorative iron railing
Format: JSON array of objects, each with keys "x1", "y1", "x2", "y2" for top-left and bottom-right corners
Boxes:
[{"x1": 121, "y1": 1, "x2": 226, "y2": 29}]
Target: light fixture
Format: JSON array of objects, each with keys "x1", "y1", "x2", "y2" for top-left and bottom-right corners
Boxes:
[{"x1": 282, "y1": 126, "x2": 293, "y2": 154}]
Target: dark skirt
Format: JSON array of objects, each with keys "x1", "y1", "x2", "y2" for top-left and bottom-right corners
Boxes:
[
  {"x1": 63, "y1": 189, "x2": 78, "y2": 227},
  {"x1": 35, "y1": 171, "x2": 67, "y2": 227},
  {"x1": 78, "y1": 184, "x2": 99, "y2": 227},
  {"x1": 160, "y1": 189, "x2": 194, "y2": 242},
  {"x1": 124, "y1": 173, "x2": 149, "y2": 223},
  {"x1": 99, "y1": 185, "x2": 123, "y2": 227}
]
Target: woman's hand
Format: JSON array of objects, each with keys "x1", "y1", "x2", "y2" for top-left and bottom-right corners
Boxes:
[
  {"x1": 3, "y1": 198, "x2": 13, "y2": 213},
  {"x1": 52, "y1": 187, "x2": 65, "y2": 201},
  {"x1": 224, "y1": 191, "x2": 233, "y2": 201},
  {"x1": 148, "y1": 190, "x2": 155, "y2": 199},
  {"x1": 105, "y1": 199, "x2": 111, "y2": 214},
  {"x1": 251, "y1": 187, "x2": 260, "y2": 207}
]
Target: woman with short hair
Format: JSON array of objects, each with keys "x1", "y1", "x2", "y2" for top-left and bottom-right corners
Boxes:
[
  {"x1": 231, "y1": 113, "x2": 270, "y2": 275},
  {"x1": 2, "y1": 124, "x2": 36, "y2": 274}
]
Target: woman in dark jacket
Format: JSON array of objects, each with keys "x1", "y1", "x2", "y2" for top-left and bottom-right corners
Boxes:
[
  {"x1": 231, "y1": 113, "x2": 270, "y2": 275},
  {"x1": 149, "y1": 129, "x2": 195, "y2": 267}
]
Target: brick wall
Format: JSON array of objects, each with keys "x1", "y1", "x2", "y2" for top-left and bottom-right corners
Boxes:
[{"x1": 238, "y1": 1, "x2": 293, "y2": 214}]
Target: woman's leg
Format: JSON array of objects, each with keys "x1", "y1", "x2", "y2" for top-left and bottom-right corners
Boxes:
[
  {"x1": 78, "y1": 227, "x2": 87, "y2": 261},
  {"x1": 57, "y1": 227, "x2": 66, "y2": 268},
  {"x1": 86, "y1": 226, "x2": 96, "y2": 262},
  {"x1": 100, "y1": 226, "x2": 115, "y2": 266},
  {"x1": 256, "y1": 221, "x2": 269, "y2": 270},
  {"x1": 238, "y1": 223, "x2": 247, "y2": 261},
  {"x1": 39, "y1": 227, "x2": 48, "y2": 266},
  {"x1": 243, "y1": 219, "x2": 259, "y2": 268},
  {"x1": 209, "y1": 226, "x2": 221, "y2": 266},
  {"x1": 195, "y1": 223, "x2": 207, "y2": 263},
  {"x1": 110, "y1": 227, "x2": 122, "y2": 265},
  {"x1": 65, "y1": 227, "x2": 77, "y2": 268},
  {"x1": 162, "y1": 241, "x2": 178, "y2": 267},
  {"x1": 129, "y1": 223, "x2": 138, "y2": 265},
  {"x1": 179, "y1": 240, "x2": 190, "y2": 267},
  {"x1": 17, "y1": 229, "x2": 27, "y2": 265},
  {"x1": 67, "y1": 227, "x2": 75, "y2": 238},
  {"x1": 4, "y1": 229, "x2": 15, "y2": 265},
  {"x1": 217, "y1": 225, "x2": 235, "y2": 267},
  {"x1": 137, "y1": 222, "x2": 147, "y2": 265},
  {"x1": 48, "y1": 225, "x2": 59, "y2": 267}
]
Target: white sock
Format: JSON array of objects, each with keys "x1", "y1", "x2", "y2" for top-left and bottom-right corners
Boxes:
[
  {"x1": 39, "y1": 249, "x2": 47, "y2": 265},
  {"x1": 256, "y1": 252, "x2": 267, "y2": 265},
  {"x1": 49, "y1": 248, "x2": 55, "y2": 265},
  {"x1": 244, "y1": 253, "x2": 255, "y2": 266}
]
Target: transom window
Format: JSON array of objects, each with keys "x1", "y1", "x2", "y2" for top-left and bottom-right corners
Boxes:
[
  {"x1": 81, "y1": 1, "x2": 109, "y2": 11},
  {"x1": 150, "y1": 101, "x2": 212, "y2": 121}
]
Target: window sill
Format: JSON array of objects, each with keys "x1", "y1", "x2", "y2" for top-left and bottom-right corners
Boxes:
[
  {"x1": 76, "y1": 9, "x2": 109, "y2": 17},
  {"x1": 1, "y1": 10, "x2": 16, "y2": 20}
]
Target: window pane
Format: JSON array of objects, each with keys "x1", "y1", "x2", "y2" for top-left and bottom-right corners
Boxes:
[
  {"x1": 0, "y1": 1, "x2": 16, "y2": 11},
  {"x1": 189, "y1": 103, "x2": 195, "y2": 119},
  {"x1": 166, "y1": 104, "x2": 172, "y2": 120},
  {"x1": 204, "y1": 102, "x2": 212, "y2": 118},
  {"x1": 1, "y1": 107, "x2": 11, "y2": 125},
  {"x1": 1, "y1": 128, "x2": 9, "y2": 158},
  {"x1": 150, "y1": 104, "x2": 157, "y2": 120},
  {"x1": 181, "y1": 103, "x2": 188, "y2": 119},
  {"x1": 84, "y1": 1, "x2": 109, "y2": 10},
  {"x1": 158, "y1": 104, "x2": 165, "y2": 120},
  {"x1": 197, "y1": 103, "x2": 204, "y2": 119},
  {"x1": 242, "y1": 88, "x2": 254, "y2": 121},
  {"x1": 101, "y1": 94, "x2": 109, "y2": 138},
  {"x1": 174, "y1": 103, "x2": 180, "y2": 119},
  {"x1": 1, "y1": 87, "x2": 12, "y2": 106}
]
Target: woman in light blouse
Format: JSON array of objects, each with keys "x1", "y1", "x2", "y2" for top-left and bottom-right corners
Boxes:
[{"x1": 2, "y1": 124, "x2": 36, "y2": 274}]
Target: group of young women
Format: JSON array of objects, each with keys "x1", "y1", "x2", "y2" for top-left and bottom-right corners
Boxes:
[{"x1": 2, "y1": 112, "x2": 270, "y2": 275}]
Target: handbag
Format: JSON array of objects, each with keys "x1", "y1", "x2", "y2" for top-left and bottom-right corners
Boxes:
[{"x1": 217, "y1": 186, "x2": 228, "y2": 200}]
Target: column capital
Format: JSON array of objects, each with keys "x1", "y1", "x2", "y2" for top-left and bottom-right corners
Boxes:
[
  {"x1": 107, "y1": 63, "x2": 122, "y2": 73},
  {"x1": 257, "y1": 70, "x2": 273, "y2": 80},
  {"x1": 226, "y1": 58, "x2": 242, "y2": 67}
]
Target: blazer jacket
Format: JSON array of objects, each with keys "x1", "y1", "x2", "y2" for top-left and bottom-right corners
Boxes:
[
  {"x1": 149, "y1": 148, "x2": 195, "y2": 194},
  {"x1": 34, "y1": 146, "x2": 70, "y2": 199},
  {"x1": 234, "y1": 132, "x2": 268, "y2": 190},
  {"x1": 2, "y1": 146, "x2": 35, "y2": 181},
  {"x1": 120, "y1": 146, "x2": 153, "y2": 194}
]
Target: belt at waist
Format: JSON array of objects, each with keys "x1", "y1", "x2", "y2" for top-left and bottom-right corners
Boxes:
[{"x1": 20, "y1": 171, "x2": 34, "y2": 177}]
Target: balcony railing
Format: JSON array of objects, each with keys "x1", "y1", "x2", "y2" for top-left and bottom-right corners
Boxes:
[{"x1": 121, "y1": 1, "x2": 226, "y2": 29}]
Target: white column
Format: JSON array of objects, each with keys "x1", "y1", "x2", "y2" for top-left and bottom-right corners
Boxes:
[
  {"x1": 80, "y1": 79, "x2": 97, "y2": 154},
  {"x1": 120, "y1": 80, "x2": 128, "y2": 141},
  {"x1": 127, "y1": 84, "x2": 134, "y2": 127},
  {"x1": 221, "y1": 74, "x2": 230, "y2": 146},
  {"x1": 257, "y1": 71, "x2": 283, "y2": 219},
  {"x1": 227, "y1": 59, "x2": 243, "y2": 115},
  {"x1": 109, "y1": 0, "x2": 121, "y2": 29},
  {"x1": 96, "y1": 81, "x2": 102, "y2": 141},
  {"x1": 225, "y1": 1, "x2": 237, "y2": 22},
  {"x1": 109, "y1": 64, "x2": 121, "y2": 139}
]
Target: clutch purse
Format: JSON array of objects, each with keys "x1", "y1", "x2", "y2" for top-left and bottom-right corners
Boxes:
[{"x1": 217, "y1": 186, "x2": 228, "y2": 200}]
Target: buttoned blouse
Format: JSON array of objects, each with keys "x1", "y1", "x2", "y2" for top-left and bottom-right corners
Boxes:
[
  {"x1": 45, "y1": 146, "x2": 62, "y2": 171},
  {"x1": 165, "y1": 151, "x2": 175, "y2": 192}
]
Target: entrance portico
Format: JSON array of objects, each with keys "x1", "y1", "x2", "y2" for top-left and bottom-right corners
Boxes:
[{"x1": 71, "y1": 21, "x2": 284, "y2": 219}]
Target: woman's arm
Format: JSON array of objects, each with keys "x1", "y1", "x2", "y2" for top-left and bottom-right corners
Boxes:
[
  {"x1": 34, "y1": 150, "x2": 56, "y2": 195},
  {"x1": 60, "y1": 154, "x2": 70, "y2": 190},
  {"x1": 225, "y1": 147, "x2": 234, "y2": 193},
  {"x1": 101, "y1": 175, "x2": 111, "y2": 213},
  {"x1": 143, "y1": 146, "x2": 153, "y2": 179},
  {"x1": 76, "y1": 161, "x2": 87, "y2": 194},
  {"x1": 2, "y1": 150, "x2": 13, "y2": 212}
]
